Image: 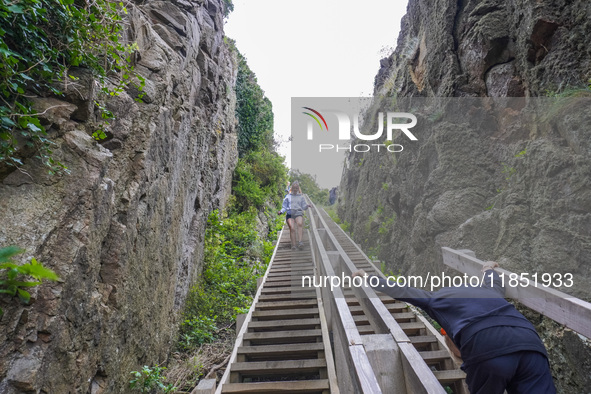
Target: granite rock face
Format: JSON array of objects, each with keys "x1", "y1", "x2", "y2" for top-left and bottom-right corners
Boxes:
[
  {"x1": 340, "y1": 0, "x2": 591, "y2": 392},
  {"x1": 0, "y1": 0, "x2": 237, "y2": 392}
]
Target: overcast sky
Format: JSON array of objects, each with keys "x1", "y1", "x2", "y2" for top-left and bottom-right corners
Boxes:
[{"x1": 224, "y1": 0, "x2": 409, "y2": 187}]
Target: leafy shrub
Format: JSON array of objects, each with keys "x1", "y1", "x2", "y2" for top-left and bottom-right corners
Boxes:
[
  {"x1": 129, "y1": 365, "x2": 175, "y2": 393},
  {"x1": 232, "y1": 44, "x2": 274, "y2": 156},
  {"x1": 0, "y1": 0, "x2": 142, "y2": 173},
  {"x1": 0, "y1": 245, "x2": 58, "y2": 316},
  {"x1": 229, "y1": 40, "x2": 287, "y2": 211},
  {"x1": 178, "y1": 316, "x2": 217, "y2": 351},
  {"x1": 178, "y1": 209, "x2": 280, "y2": 352},
  {"x1": 233, "y1": 149, "x2": 287, "y2": 211}
]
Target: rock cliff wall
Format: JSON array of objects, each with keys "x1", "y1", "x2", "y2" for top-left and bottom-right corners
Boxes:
[
  {"x1": 339, "y1": 0, "x2": 591, "y2": 392},
  {"x1": 0, "y1": 0, "x2": 237, "y2": 392}
]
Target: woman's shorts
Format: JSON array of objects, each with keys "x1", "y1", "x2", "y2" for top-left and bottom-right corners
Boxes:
[{"x1": 285, "y1": 214, "x2": 292, "y2": 220}]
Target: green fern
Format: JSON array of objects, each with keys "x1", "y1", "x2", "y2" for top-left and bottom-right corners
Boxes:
[{"x1": 0, "y1": 246, "x2": 59, "y2": 316}]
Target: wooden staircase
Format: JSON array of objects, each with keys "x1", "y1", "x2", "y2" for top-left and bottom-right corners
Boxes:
[{"x1": 219, "y1": 230, "x2": 337, "y2": 394}]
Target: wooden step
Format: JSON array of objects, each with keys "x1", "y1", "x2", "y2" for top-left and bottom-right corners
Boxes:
[
  {"x1": 271, "y1": 261, "x2": 313, "y2": 267},
  {"x1": 266, "y1": 275, "x2": 309, "y2": 281},
  {"x1": 256, "y1": 299, "x2": 318, "y2": 310},
  {"x1": 237, "y1": 343, "x2": 324, "y2": 360},
  {"x1": 222, "y1": 379, "x2": 330, "y2": 393},
  {"x1": 398, "y1": 322, "x2": 425, "y2": 334},
  {"x1": 358, "y1": 326, "x2": 375, "y2": 335},
  {"x1": 352, "y1": 315, "x2": 371, "y2": 325},
  {"x1": 263, "y1": 281, "x2": 307, "y2": 288},
  {"x1": 257, "y1": 294, "x2": 317, "y2": 302},
  {"x1": 267, "y1": 271, "x2": 314, "y2": 277},
  {"x1": 348, "y1": 303, "x2": 407, "y2": 314},
  {"x1": 409, "y1": 335, "x2": 438, "y2": 347},
  {"x1": 432, "y1": 369, "x2": 467, "y2": 383},
  {"x1": 260, "y1": 287, "x2": 315, "y2": 294},
  {"x1": 419, "y1": 350, "x2": 451, "y2": 364},
  {"x1": 392, "y1": 312, "x2": 416, "y2": 321},
  {"x1": 268, "y1": 268, "x2": 314, "y2": 274},
  {"x1": 252, "y1": 308, "x2": 319, "y2": 320},
  {"x1": 243, "y1": 329, "x2": 322, "y2": 345},
  {"x1": 345, "y1": 295, "x2": 399, "y2": 305},
  {"x1": 248, "y1": 318, "x2": 321, "y2": 331},
  {"x1": 230, "y1": 359, "x2": 326, "y2": 376}
]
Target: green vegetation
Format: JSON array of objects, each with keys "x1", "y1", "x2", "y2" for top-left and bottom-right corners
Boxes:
[
  {"x1": 379, "y1": 261, "x2": 397, "y2": 278},
  {"x1": 233, "y1": 149, "x2": 286, "y2": 211},
  {"x1": 501, "y1": 148, "x2": 526, "y2": 183},
  {"x1": 365, "y1": 206, "x2": 384, "y2": 233},
  {"x1": 289, "y1": 169, "x2": 329, "y2": 204},
  {"x1": 229, "y1": 38, "x2": 287, "y2": 211},
  {"x1": 0, "y1": 0, "x2": 144, "y2": 174},
  {"x1": 222, "y1": 0, "x2": 234, "y2": 17},
  {"x1": 233, "y1": 42, "x2": 273, "y2": 157},
  {"x1": 0, "y1": 245, "x2": 58, "y2": 317},
  {"x1": 378, "y1": 213, "x2": 396, "y2": 235},
  {"x1": 340, "y1": 221, "x2": 351, "y2": 233},
  {"x1": 545, "y1": 79, "x2": 591, "y2": 98},
  {"x1": 179, "y1": 209, "x2": 278, "y2": 351},
  {"x1": 129, "y1": 365, "x2": 175, "y2": 393}
]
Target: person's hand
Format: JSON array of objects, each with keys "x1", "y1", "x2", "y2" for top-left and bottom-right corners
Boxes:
[
  {"x1": 482, "y1": 261, "x2": 499, "y2": 272},
  {"x1": 352, "y1": 269, "x2": 367, "y2": 278},
  {"x1": 277, "y1": 211, "x2": 282, "y2": 215}
]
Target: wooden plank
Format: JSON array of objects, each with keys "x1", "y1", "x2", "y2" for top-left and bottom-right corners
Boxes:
[
  {"x1": 243, "y1": 329, "x2": 322, "y2": 342},
  {"x1": 237, "y1": 342, "x2": 324, "y2": 355},
  {"x1": 348, "y1": 303, "x2": 407, "y2": 313},
  {"x1": 268, "y1": 266, "x2": 314, "y2": 273},
  {"x1": 398, "y1": 322, "x2": 425, "y2": 333},
  {"x1": 409, "y1": 335, "x2": 438, "y2": 345},
  {"x1": 317, "y1": 296, "x2": 340, "y2": 394},
  {"x1": 230, "y1": 359, "x2": 326, "y2": 374},
  {"x1": 398, "y1": 342, "x2": 447, "y2": 394},
  {"x1": 392, "y1": 312, "x2": 416, "y2": 320},
  {"x1": 442, "y1": 247, "x2": 591, "y2": 339},
  {"x1": 252, "y1": 307, "x2": 319, "y2": 318},
  {"x1": 432, "y1": 369, "x2": 467, "y2": 383},
  {"x1": 260, "y1": 287, "x2": 315, "y2": 294},
  {"x1": 420, "y1": 350, "x2": 451, "y2": 363},
  {"x1": 363, "y1": 334, "x2": 407, "y2": 394},
  {"x1": 222, "y1": 380, "x2": 330, "y2": 393},
  {"x1": 192, "y1": 378, "x2": 216, "y2": 394},
  {"x1": 257, "y1": 294, "x2": 317, "y2": 302},
  {"x1": 236, "y1": 314, "x2": 246, "y2": 335},
  {"x1": 358, "y1": 326, "x2": 376, "y2": 335},
  {"x1": 256, "y1": 299, "x2": 318, "y2": 310},
  {"x1": 248, "y1": 318, "x2": 320, "y2": 330},
  {"x1": 349, "y1": 344, "x2": 383, "y2": 393}
]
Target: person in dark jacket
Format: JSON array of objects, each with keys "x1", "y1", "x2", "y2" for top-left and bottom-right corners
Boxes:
[{"x1": 353, "y1": 263, "x2": 556, "y2": 394}]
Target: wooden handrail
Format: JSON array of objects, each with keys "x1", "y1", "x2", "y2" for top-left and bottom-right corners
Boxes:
[
  {"x1": 308, "y1": 197, "x2": 447, "y2": 393},
  {"x1": 307, "y1": 201, "x2": 383, "y2": 393},
  {"x1": 442, "y1": 247, "x2": 591, "y2": 339}
]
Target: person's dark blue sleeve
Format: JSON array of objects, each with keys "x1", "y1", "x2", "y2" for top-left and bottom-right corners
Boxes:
[
  {"x1": 481, "y1": 269, "x2": 505, "y2": 297},
  {"x1": 369, "y1": 276, "x2": 433, "y2": 310}
]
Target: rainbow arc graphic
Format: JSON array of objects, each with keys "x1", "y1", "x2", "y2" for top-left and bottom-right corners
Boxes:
[{"x1": 302, "y1": 107, "x2": 329, "y2": 131}]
